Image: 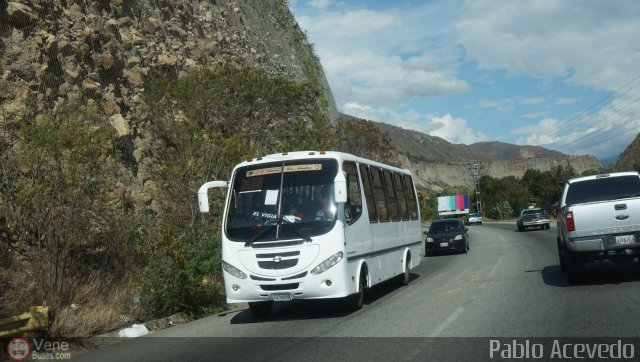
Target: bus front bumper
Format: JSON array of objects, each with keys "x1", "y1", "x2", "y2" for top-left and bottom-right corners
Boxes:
[{"x1": 224, "y1": 263, "x2": 356, "y2": 303}]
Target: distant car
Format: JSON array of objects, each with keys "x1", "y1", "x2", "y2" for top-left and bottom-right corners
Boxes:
[
  {"x1": 466, "y1": 213, "x2": 483, "y2": 225},
  {"x1": 517, "y1": 207, "x2": 550, "y2": 231},
  {"x1": 425, "y1": 219, "x2": 469, "y2": 256}
]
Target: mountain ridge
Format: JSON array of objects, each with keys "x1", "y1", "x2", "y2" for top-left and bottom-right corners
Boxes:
[{"x1": 366, "y1": 120, "x2": 601, "y2": 190}]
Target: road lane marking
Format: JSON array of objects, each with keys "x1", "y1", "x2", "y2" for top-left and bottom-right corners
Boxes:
[
  {"x1": 489, "y1": 255, "x2": 504, "y2": 278},
  {"x1": 428, "y1": 306, "x2": 464, "y2": 337}
]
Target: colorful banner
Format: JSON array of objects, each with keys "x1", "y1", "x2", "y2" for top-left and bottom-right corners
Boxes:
[{"x1": 437, "y1": 194, "x2": 470, "y2": 216}]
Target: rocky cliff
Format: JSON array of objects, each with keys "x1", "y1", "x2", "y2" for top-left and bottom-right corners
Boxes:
[
  {"x1": 0, "y1": 0, "x2": 337, "y2": 209},
  {"x1": 0, "y1": 0, "x2": 337, "y2": 130}
]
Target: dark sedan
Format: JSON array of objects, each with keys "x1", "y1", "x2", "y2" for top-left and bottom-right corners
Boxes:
[{"x1": 425, "y1": 219, "x2": 469, "y2": 256}]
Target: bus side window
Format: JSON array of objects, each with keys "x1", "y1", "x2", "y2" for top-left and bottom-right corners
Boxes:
[
  {"x1": 394, "y1": 173, "x2": 409, "y2": 220},
  {"x1": 359, "y1": 164, "x2": 378, "y2": 222},
  {"x1": 343, "y1": 162, "x2": 362, "y2": 224},
  {"x1": 371, "y1": 168, "x2": 389, "y2": 222},
  {"x1": 403, "y1": 175, "x2": 418, "y2": 220},
  {"x1": 383, "y1": 170, "x2": 400, "y2": 221}
]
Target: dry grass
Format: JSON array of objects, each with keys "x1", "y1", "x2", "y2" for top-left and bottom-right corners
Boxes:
[
  {"x1": 1, "y1": 254, "x2": 138, "y2": 337},
  {"x1": 49, "y1": 274, "x2": 137, "y2": 337}
]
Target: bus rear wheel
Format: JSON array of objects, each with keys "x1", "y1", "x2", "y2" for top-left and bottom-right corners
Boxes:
[{"x1": 248, "y1": 301, "x2": 273, "y2": 318}]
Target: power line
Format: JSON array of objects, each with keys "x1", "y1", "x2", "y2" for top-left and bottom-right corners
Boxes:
[
  {"x1": 542, "y1": 73, "x2": 640, "y2": 145},
  {"x1": 539, "y1": 74, "x2": 640, "y2": 155},
  {"x1": 552, "y1": 93, "x2": 640, "y2": 153}
]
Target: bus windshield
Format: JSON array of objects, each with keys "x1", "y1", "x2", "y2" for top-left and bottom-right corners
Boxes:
[{"x1": 225, "y1": 159, "x2": 338, "y2": 242}]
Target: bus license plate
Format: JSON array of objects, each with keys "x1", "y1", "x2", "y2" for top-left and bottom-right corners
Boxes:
[
  {"x1": 440, "y1": 242, "x2": 448, "y2": 247},
  {"x1": 271, "y1": 293, "x2": 292, "y2": 301},
  {"x1": 616, "y1": 234, "x2": 636, "y2": 245}
]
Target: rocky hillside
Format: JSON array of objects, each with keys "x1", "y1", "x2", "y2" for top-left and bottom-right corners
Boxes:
[
  {"x1": 0, "y1": 0, "x2": 337, "y2": 210},
  {"x1": 616, "y1": 133, "x2": 640, "y2": 171},
  {"x1": 0, "y1": 0, "x2": 337, "y2": 127}
]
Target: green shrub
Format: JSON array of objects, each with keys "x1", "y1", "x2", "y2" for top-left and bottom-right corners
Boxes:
[
  {"x1": 488, "y1": 200, "x2": 513, "y2": 220},
  {"x1": 0, "y1": 102, "x2": 139, "y2": 333},
  {"x1": 136, "y1": 64, "x2": 335, "y2": 317}
]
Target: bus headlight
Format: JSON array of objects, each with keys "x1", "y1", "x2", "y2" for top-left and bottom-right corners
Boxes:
[
  {"x1": 222, "y1": 260, "x2": 247, "y2": 279},
  {"x1": 311, "y1": 252, "x2": 343, "y2": 275},
  {"x1": 453, "y1": 234, "x2": 463, "y2": 241},
  {"x1": 426, "y1": 237, "x2": 434, "y2": 243}
]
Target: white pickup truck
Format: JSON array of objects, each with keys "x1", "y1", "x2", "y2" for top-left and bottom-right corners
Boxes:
[{"x1": 557, "y1": 172, "x2": 640, "y2": 284}]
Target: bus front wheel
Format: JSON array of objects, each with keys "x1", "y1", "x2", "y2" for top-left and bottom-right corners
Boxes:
[
  {"x1": 348, "y1": 269, "x2": 366, "y2": 312},
  {"x1": 399, "y1": 253, "x2": 411, "y2": 286},
  {"x1": 248, "y1": 301, "x2": 273, "y2": 318}
]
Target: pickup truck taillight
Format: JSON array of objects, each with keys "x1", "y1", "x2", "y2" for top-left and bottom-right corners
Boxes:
[{"x1": 566, "y1": 211, "x2": 575, "y2": 232}]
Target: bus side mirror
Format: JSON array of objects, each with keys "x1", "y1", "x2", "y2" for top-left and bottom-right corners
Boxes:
[
  {"x1": 334, "y1": 172, "x2": 348, "y2": 204},
  {"x1": 197, "y1": 181, "x2": 229, "y2": 213}
]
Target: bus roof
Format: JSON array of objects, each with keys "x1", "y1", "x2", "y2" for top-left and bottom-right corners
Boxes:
[{"x1": 235, "y1": 151, "x2": 412, "y2": 175}]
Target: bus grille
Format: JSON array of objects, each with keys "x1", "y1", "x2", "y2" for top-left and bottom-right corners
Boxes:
[
  {"x1": 258, "y1": 259, "x2": 298, "y2": 269},
  {"x1": 260, "y1": 283, "x2": 299, "y2": 291}
]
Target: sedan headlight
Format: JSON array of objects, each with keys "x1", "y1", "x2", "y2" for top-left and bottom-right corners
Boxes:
[
  {"x1": 222, "y1": 260, "x2": 247, "y2": 279},
  {"x1": 453, "y1": 234, "x2": 463, "y2": 240},
  {"x1": 311, "y1": 252, "x2": 343, "y2": 275},
  {"x1": 426, "y1": 237, "x2": 434, "y2": 243}
]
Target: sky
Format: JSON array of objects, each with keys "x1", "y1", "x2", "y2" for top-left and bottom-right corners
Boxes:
[{"x1": 288, "y1": 0, "x2": 640, "y2": 161}]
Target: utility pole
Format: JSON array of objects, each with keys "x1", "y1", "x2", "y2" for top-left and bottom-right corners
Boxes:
[{"x1": 471, "y1": 162, "x2": 482, "y2": 213}]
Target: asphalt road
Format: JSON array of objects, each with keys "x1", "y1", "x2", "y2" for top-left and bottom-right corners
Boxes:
[{"x1": 75, "y1": 222, "x2": 640, "y2": 361}]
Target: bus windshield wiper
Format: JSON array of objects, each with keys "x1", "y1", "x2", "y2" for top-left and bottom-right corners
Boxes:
[
  {"x1": 247, "y1": 217, "x2": 311, "y2": 246},
  {"x1": 278, "y1": 216, "x2": 312, "y2": 242},
  {"x1": 247, "y1": 223, "x2": 277, "y2": 246}
]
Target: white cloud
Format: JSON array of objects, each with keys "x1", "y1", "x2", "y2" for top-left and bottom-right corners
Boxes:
[
  {"x1": 479, "y1": 96, "x2": 545, "y2": 112},
  {"x1": 317, "y1": 48, "x2": 469, "y2": 107},
  {"x1": 297, "y1": 9, "x2": 400, "y2": 40},
  {"x1": 456, "y1": 0, "x2": 640, "y2": 91},
  {"x1": 343, "y1": 102, "x2": 422, "y2": 129},
  {"x1": 343, "y1": 104, "x2": 486, "y2": 145},
  {"x1": 429, "y1": 114, "x2": 487, "y2": 145},
  {"x1": 479, "y1": 98, "x2": 515, "y2": 112},
  {"x1": 555, "y1": 97, "x2": 578, "y2": 105},
  {"x1": 514, "y1": 118, "x2": 561, "y2": 145},
  {"x1": 522, "y1": 97, "x2": 544, "y2": 105},
  {"x1": 522, "y1": 111, "x2": 547, "y2": 119},
  {"x1": 296, "y1": 4, "x2": 469, "y2": 107},
  {"x1": 307, "y1": 0, "x2": 332, "y2": 9},
  {"x1": 513, "y1": 91, "x2": 640, "y2": 158}
]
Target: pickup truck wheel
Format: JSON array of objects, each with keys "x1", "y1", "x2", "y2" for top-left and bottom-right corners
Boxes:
[
  {"x1": 557, "y1": 242, "x2": 566, "y2": 271},
  {"x1": 565, "y1": 250, "x2": 585, "y2": 285}
]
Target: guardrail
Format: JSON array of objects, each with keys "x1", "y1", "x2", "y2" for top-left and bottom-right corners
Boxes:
[{"x1": 0, "y1": 306, "x2": 49, "y2": 337}]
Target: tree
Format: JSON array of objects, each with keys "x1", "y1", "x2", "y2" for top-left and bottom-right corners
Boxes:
[
  {"x1": 542, "y1": 165, "x2": 577, "y2": 204},
  {"x1": 479, "y1": 175, "x2": 530, "y2": 219}
]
